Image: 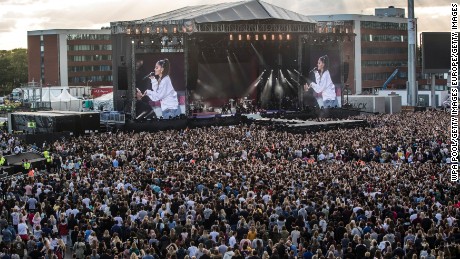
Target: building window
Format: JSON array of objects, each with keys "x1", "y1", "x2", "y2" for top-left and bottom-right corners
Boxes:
[
  {"x1": 67, "y1": 44, "x2": 112, "y2": 51},
  {"x1": 361, "y1": 21, "x2": 408, "y2": 30},
  {"x1": 68, "y1": 65, "x2": 112, "y2": 72},
  {"x1": 362, "y1": 34, "x2": 407, "y2": 42},
  {"x1": 68, "y1": 55, "x2": 112, "y2": 62},
  {"x1": 68, "y1": 75, "x2": 113, "y2": 83},
  {"x1": 362, "y1": 60, "x2": 407, "y2": 67},
  {"x1": 67, "y1": 34, "x2": 111, "y2": 41},
  {"x1": 363, "y1": 72, "x2": 396, "y2": 81},
  {"x1": 362, "y1": 47, "x2": 407, "y2": 55}
]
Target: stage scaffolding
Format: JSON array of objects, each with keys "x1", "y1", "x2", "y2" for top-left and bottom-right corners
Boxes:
[{"x1": 109, "y1": 0, "x2": 354, "y2": 118}]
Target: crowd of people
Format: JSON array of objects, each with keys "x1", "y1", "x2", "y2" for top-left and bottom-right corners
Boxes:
[{"x1": 0, "y1": 110, "x2": 458, "y2": 259}]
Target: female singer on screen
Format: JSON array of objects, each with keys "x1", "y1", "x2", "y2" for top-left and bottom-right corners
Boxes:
[
  {"x1": 304, "y1": 55, "x2": 338, "y2": 108},
  {"x1": 136, "y1": 58, "x2": 180, "y2": 119}
]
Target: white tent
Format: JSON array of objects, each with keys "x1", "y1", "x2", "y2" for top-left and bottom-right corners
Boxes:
[
  {"x1": 51, "y1": 89, "x2": 82, "y2": 111},
  {"x1": 41, "y1": 88, "x2": 60, "y2": 102},
  {"x1": 92, "y1": 92, "x2": 113, "y2": 111}
]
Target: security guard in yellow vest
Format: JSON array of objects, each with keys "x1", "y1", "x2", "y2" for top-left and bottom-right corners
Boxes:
[
  {"x1": 0, "y1": 156, "x2": 6, "y2": 166},
  {"x1": 43, "y1": 150, "x2": 49, "y2": 159},
  {"x1": 46, "y1": 154, "x2": 53, "y2": 171},
  {"x1": 23, "y1": 159, "x2": 31, "y2": 174}
]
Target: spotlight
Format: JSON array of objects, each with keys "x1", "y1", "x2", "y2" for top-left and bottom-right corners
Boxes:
[
  {"x1": 279, "y1": 34, "x2": 283, "y2": 40},
  {"x1": 255, "y1": 35, "x2": 259, "y2": 41},
  {"x1": 173, "y1": 27, "x2": 177, "y2": 33},
  {"x1": 263, "y1": 34, "x2": 267, "y2": 40},
  {"x1": 286, "y1": 34, "x2": 290, "y2": 40},
  {"x1": 146, "y1": 27, "x2": 150, "y2": 34},
  {"x1": 238, "y1": 34, "x2": 242, "y2": 41},
  {"x1": 131, "y1": 40, "x2": 134, "y2": 44},
  {"x1": 246, "y1": 34, "x2": 251, "y2": 40},
  {"x1": 156, "y1": 27, "x2": 160, "y2": 33},
  {"x1": 271, "y1": 34, "x2": 275, "y2": 40},
  {"x1": 229, "y1": 34, "x2": 233, "y2": 41}
]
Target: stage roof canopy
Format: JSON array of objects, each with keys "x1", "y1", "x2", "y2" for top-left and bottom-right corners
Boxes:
[
  {"x1": 111, "y1": 0, "x2": 317, "y2": 36},
  {"x1": 116, "y1": 0, "x2": 316, "y2": 25}
]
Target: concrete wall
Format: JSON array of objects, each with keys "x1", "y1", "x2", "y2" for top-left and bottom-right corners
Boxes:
[
  {"x1": 384, "y1": 95, "x2": 402, "y2": 114},
  {"x1": 347, "y1": 95, "x2": 385, "y2": 113},
  {"x1": 377, "y1": 90, "x2": 449, "y2": 106}
]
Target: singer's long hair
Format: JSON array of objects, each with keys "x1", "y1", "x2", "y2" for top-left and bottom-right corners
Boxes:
[
  {"x1": 319, "y1": 55, "x2": 329, "y2": 72},
  {"x1": 157, "y1": 58, "x2": 171, "y2": 80}
]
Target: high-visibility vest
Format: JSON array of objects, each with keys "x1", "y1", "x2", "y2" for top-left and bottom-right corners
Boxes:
[
  {"x1": 0, "y1": 157, "x2": 5, "y2": 166},
  {"x1": 23, "y1": 162, "x2": 31, "y2": 170},
  {"x1": 43, "y1": 150, "x2": 49, "y2": 158},
  {"x1": 46, "y1": 157, "x2": 52, "y2": 163}
]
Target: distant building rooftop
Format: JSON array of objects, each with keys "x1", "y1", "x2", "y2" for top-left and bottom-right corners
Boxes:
[{"x1": 375, "y1": 6, "x2": 405, "y2": 18}]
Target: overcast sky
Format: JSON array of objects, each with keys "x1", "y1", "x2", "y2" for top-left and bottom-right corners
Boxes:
[{"x1": 0, "y1": 0, "x2": 452, "y2": 50}]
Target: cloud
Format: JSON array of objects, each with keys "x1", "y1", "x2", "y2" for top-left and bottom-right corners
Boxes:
[
  {"x1": 0, "y1": 0, "x2": 454, "y2": 50},
  {"x1": 0, "y1": 0, "x2": 36, "y2": 5},
  {"x1": 0, "y1": 20, "x2": 15, "y2": 32}
]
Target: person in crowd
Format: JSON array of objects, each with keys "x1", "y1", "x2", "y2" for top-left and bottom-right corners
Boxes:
[{"x1": 0, "y1": 110, "x2": 457, "y2": 259}]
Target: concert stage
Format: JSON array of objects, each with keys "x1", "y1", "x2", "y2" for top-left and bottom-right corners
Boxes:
[
  {"x1": 253, "y1": 118, "x2": 368, "y2": 133},
  {"x1": 123, "y1": 108, "x2": 363, "y2": 132}
]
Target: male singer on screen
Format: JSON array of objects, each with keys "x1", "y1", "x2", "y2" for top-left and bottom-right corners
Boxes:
[
  {"x1": 136, "y1": 59, "x2": 180, "y2": 119},
  {"x1": 304, "y1": 55, "x2": 338, "y2": 108}
]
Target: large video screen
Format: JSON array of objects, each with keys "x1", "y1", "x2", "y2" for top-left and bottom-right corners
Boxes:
[
  {"x1": 135, "y1": 53, "x2": 186, "y2": 115},
  {"x1": 196, "y1": 63, "x2": 253, "y2": 98},
  {"x1": 135, "y1": 53, "x2": 185, "y2": 92},
  {"x1": 195, "y1": 61, "x2": 258, "y2": 107},
  {"x1": 303, "y1": 46, "x2": 342, "y2": 107},
  {"x1": 422, "y1": 32, "x2": 450, "y2": 73}
]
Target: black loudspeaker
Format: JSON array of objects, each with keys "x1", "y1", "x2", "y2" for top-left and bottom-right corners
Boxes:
[
  {"x1": 187, "y1": 40, "x2": 199, "y2": 90},
  {"x1": 343, "y1": 62, "x2": 349, "y2": 83},
  {"x1": 118, "y1": 66, "x2": 128, "y2": 90}
]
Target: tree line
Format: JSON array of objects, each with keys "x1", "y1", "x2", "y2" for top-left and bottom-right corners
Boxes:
[{"x1": 0, "y1": 48, "x2": 28, "y2": 96}]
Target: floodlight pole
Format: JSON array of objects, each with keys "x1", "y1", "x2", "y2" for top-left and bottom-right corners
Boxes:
[{"x1": 407, "y1": 0, "x2": 418, "y2": 106}]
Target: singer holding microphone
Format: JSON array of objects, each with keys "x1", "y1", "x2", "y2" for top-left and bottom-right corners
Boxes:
[
  {"x1": 304, "y1": 55, "x2": 338, "y2": 108},
  {"x1": 136, "y1": 59, "x2": 180, "y2": 119}
]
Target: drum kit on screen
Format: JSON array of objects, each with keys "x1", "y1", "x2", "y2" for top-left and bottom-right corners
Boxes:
[
  {"x1": 235, "y1": 97, "x2": 255, "y2": 114},
  {"x1": 189, "y1": 99, "x2": 205, "y2": 113},
  {"x1": 189, "y1": 97, "x2": 256, "y2": 114}
]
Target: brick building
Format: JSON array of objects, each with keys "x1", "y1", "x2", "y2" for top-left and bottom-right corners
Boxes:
[
  {"x1": 27, "y1": 29, "x2": 112, "y2": 87},
  {"x1": 310, "y1": 6, "x2": 424, "y2": 94}
]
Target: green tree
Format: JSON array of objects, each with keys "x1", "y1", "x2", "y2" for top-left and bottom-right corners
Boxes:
[{"x1": 0, "y1": 48, "x2": 28, "y2": 96}]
